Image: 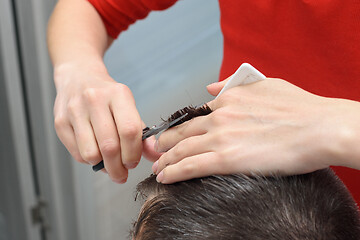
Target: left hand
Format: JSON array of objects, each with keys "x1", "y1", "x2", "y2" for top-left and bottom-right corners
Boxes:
[{"x1": 152, "y1": 78, "x2": 344, "y2": 184}]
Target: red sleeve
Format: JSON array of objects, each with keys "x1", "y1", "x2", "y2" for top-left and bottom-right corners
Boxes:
[{"x1": 87, "y1": 0, "x2": 178, "y2": 39}]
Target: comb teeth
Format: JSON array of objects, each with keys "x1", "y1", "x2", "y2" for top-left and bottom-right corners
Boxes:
[{"x1": 166, "y1": 104, "x2": 212, "y2": 128}]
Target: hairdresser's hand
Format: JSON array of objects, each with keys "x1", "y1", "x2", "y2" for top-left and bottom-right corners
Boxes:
[
  {"x1": 53, "y1": 62, "x2": 160, "y2": 183},
  {"x1": 153, "y1": 78, "x2": 360, "y2": 184}
]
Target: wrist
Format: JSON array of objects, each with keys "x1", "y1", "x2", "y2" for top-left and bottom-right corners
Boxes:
[
  {"x1": 54, "y1": 58, "x2": 108, "y2": 86},
  {"x1": 322, "y1": 99, "x2": 360, "y2": 169},
  {"x1": 54, "y1": 56, "x2": 106, "y2": 73}
]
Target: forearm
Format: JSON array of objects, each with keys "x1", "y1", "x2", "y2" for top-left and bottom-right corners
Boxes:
[{"x1": 47, "y1": 0, "x2": 112, "y2": 73}]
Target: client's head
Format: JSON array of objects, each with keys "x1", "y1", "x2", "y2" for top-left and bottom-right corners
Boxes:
[{"x1": 131, "y1": 169, "x2": 360, "y2": 240}]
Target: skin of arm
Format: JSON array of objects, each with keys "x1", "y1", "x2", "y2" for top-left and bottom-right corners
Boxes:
[
  {"x1": 47, "y1": 0, "x2": 160, "y2": 183},
  {"x1": 153, "y1": 78, "x2": 360, "y2": 184}
]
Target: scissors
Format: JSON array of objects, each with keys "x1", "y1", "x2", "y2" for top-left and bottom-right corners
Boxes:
[{"x1": 92, "y1": 113, "x2": 189, "y2": 172}]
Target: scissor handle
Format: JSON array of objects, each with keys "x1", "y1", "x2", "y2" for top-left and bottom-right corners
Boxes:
[
  {"x1": 92, "y1": 111, "x2": 188, "y2": 172},
  {"x1": 92, "y1": 127, "x2": 149, "y2": 172},
  {"x1": 92, "y1": 161, "x2": 105, "y2": 172}
]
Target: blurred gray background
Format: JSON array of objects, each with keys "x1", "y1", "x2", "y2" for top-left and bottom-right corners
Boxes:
[{"x1": 0, "y1": 0, "x2": 222, "y2": 239}]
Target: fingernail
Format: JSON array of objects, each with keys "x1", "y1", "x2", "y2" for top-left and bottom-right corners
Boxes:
[
  {"x1": 206, "y1": 82, "x2": 219, "y2": 88},
  {"x1": 115, "y1": 178, "x2": 127, "y2": 184},
  {"x1": 152, "y1": 161, "x2": 158, "y2": 174},
  {"x1": 125, "y1": 162, "x2": 138, "y2": 169},
  {"x1": 156, "y1": 170, "x2": 164, "y2": 183}
]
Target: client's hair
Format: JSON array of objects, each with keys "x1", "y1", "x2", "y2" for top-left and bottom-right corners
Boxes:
[
  {"x1": 130, "y1": 105, "x2": 360, "y2": 239},
  {"x1": 132, "y1": 169, "x2": 360, "y2": 240}
]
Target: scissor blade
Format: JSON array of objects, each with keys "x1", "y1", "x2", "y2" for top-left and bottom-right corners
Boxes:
[
  {"x1": 157, "y1": 112, "x2": 189, "y2": 133},
  {"x1": 142, "y1": 113, "x2": 189, "y2": 140}
]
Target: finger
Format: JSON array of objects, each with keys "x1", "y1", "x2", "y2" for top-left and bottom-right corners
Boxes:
[
  {"x1": 142, "y1": 136, "x2": 162, "y2": 162},
  {"x1": 156, "y1": 115, "x2": 209, "y2": 153},
  {"x1": 206, "y1": 75, "x2": 231, "y2": 96},
  {"x1": 89, "y1": 104, "x2": 128, "y2": 183},
  {"x1": 111, "y1": 92, "x2": 143, "y2": 169},
  {"x1": 72, "y1": 118, "x2": 102, "y2": 165},
  {"x1": 156, "y1": 152, "x2": 223, "y2": 184},
  {"x1": 55, "y1": 121, "x2": 87, "y2": 164},
  {"x1": 206, "y1": 93, "x2": 235, "y2": 112},
  {"x1": 154, "y1": 135, "x2": 213, "y2": 174}
]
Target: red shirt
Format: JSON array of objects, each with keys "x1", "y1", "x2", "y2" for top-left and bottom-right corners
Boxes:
[{"x1": 88, "y1": 0, "x2": 360, "y2": 204}]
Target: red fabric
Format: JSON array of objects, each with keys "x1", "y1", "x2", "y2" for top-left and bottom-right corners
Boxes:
[
  {"x1": 88, "y1": 0, "x2": 360, "y2": 205},
  {"x1": 87, "y1": 0, "x2": 177, "y2": 38}
]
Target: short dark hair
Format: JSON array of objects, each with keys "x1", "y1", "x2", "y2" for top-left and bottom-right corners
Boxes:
[{"x1": 131, "y1": 169, "x2": 360, "y2": 240}]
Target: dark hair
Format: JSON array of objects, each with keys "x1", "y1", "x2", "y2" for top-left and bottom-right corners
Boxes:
[
  {"x1": 164, "y1": 104, "x2": 212, "y2": 127},
  {"x1": 131, "y1": 105, "x2": 360, "y2": 239},
  {"x1": 131, "y1": 169, "x2": 360, "y2": 240}
]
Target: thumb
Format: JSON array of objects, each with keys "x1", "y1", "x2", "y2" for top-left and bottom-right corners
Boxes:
[
  {"x1": 142, "y1": 136, "x2": 162, "y2": 162},
  {"x1": 206, "y1": 75, "x2": 232, "y2": 96}
]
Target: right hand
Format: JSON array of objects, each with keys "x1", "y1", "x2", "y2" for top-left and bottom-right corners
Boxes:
[{"x1": 53, "y1": 62, "x2": 160, "y2": 183}]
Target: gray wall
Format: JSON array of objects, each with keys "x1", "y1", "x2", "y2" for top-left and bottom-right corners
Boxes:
[
  {"x1": 1, "y1": 0, "x2": 77, "y2": 239},
  {"x1": 0, "y1": 0, "x2": 44, "y2": 239}
]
